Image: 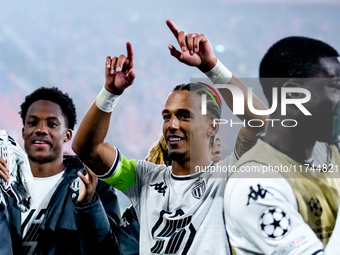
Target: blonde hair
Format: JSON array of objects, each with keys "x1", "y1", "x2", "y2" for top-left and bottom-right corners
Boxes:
[{"x1": 145, "y1": 134, "x2": 171, "y2": 166}]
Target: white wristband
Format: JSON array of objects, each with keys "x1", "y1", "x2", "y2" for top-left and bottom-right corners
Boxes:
[
  {"x1": 95, "y1": 87, "x2": 121, "y2": 113},
  {"x1": 205, "y1": 59, "x2": 233, "y2": 84}
]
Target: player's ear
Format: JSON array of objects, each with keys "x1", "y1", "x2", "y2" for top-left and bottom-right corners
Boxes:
[
  {"x1": 22, "y1": 127, "x2": 25, "y2": 139},
  {"x1": 64, "y1": 129, "x2": 72, "y2": 143},
  {"x1": 208, "y1": 118, "x2": 219, "y2": 137}
]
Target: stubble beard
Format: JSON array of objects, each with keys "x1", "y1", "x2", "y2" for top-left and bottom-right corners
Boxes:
[
  {"x1": 28, "y1": 153, "x2": 55, "y2": 165},
  {"x1": 168, "y1": 151, "x2": 187, "y2": 163}
]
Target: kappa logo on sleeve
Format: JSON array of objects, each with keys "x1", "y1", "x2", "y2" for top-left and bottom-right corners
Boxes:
[{"x1": 246, "y1": 184, "x2": 273, "y2": 205}]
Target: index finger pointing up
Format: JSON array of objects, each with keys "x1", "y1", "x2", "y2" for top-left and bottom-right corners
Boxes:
[
  {"x1": 126, "y1": 41, "x2": 134, "y2": 65},
  {"x1": 166, "y1": 19, "x2": 179, "y2": 39}
]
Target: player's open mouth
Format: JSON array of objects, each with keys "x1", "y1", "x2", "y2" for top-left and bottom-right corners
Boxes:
[
  {"x1": 167, "y1": 136, "x2": 184, "y2": 144},
  {"x1": 32, "y1": 140, "x2": 50, "y2": 147}
]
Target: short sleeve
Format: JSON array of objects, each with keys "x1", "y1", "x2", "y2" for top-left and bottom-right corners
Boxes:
[{"x1": 224, "y1": 162, "x2": 324, "y2": 254}]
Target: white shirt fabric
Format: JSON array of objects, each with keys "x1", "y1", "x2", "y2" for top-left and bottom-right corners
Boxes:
[
  {"x1": 0, "y1": 130, "x2": 34, "y2": 212},
  {"x1": 325, "y1": 205, "x2": 340, "y2": 255},
  {"x1": 224, "y1": 162, "x2": 325, "y2": 255},
  {"x1": 122, "y1": 153, "x2": 237, "y2": 255},
  {"x1": 22, "y1": 171, "x2": 64, "y2": 240}
]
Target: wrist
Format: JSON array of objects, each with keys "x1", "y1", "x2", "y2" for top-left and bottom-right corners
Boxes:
[
  {"x1": 104, "y1": 84, "x2": 124, "y2": 95},
  {"x1": 198, "y1": 57, "x2": 218, "y2": 73},
  {"x1": 75, "y1": 193, "x2": 98, "y2": 208},
  {"x1": 205, "y1": 59, "x2": 233, "y2": 84},
  {"x1": 95, "y1": 87, "x2": 121, "y2": 113},
  {"x1": 76, "y1": 199, "x2": 92, "y2": 207}
]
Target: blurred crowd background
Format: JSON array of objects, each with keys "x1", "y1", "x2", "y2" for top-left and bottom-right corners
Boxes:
[{"x1": 0, "y1": 0, "x2": 339, "y2": 210}]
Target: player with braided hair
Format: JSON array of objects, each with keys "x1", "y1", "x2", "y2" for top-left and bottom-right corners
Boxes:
[{"x1": 73, "y1": 20, "x2": 267, "y2": 254}]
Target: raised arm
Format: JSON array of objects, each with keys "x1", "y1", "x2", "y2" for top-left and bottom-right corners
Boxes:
[
  {"x1": 166, "y1": 19, "x2": 268, "y2": 155},
  {"x1": 72, "y1": 42, "x2": 135, "y2": 175}
]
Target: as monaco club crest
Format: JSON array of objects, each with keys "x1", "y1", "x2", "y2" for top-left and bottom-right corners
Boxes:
[{"x1": 191, "y1": 178, "x2": 206, "y2": 199}]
